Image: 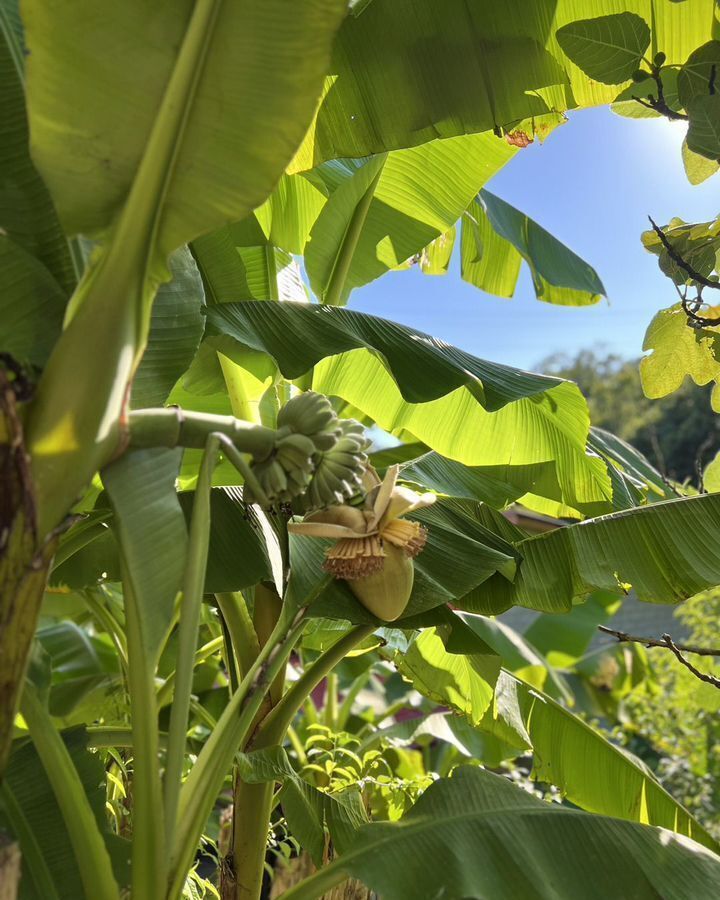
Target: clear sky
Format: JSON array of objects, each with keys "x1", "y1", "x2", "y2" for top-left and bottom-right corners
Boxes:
[{"x1": 347, "y1": 107, "x2": 720, "y2": 372}]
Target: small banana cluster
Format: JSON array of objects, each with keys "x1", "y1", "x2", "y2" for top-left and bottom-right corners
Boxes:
[
  {"x1": 304, "y1": 418, "x2": 369, "y2": 509},
  {"x1": 244, "y1": 392, "x2": 369, "y2": 510}
]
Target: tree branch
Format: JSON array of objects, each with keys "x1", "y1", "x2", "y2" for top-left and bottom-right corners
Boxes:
[
  {"x1": 648, "y1": 217, "x2": 720, "y2": 294},
  {"x1": 645, "y1": 69, "x2": 688, "y2": 121},
  {"x1": 598, "y1": 626, "x2": 720, "y2": 689},
  {"x1": 598, "y1": 625, "x2": 720, "y2": 657},
  {"x1": 661, "y1": 633, "x2": 720, "y2": 689},
  {"x1": 648, "y1": 217, "x2": 720, "y2": 328}
]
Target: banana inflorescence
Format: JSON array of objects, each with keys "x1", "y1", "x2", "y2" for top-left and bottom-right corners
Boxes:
[{"x1": 243, "y1": 392, "x2": 370, "y2": 510}]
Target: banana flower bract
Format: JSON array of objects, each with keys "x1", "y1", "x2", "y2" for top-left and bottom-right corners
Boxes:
[{"x1": 288, "y1": 465, "x2": 435, "y2": 621}]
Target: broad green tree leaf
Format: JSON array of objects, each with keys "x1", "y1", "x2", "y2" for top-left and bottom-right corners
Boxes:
[
  {"x1": 130, "y1": 247, "x2": 205, "y2": 409},
  {"x1": 682, "y1": 137, "x2": 720, "y2": 185},
  {"x1": 284, "y1": 767, "x2": 720, "y2": 900},
  {"x1": 678, "y1": 40, "x2": 720, "y2": 111},
  {"x1": 556, "y1": 13, "x2": 651, "y2": 85},
  {"x1": 611, "y1": 69, "x2": 682, "y2": 120},
  {"x1": 476, "y1": 189, "x2": 606, "y2": 306},
  {"x1": 305, "y1": 135, "x2": 515, "y2": 304},
  {"x1": 686, "y1": 94, "x2": 720, "y2": 159},
  {"x1": 704, "y1": 448, "x2": 720, "y2": 492},
  {"x1": 204, "y1": 301, "x2": 614, "y2": 514},
  {"x1": 640, "y1": 304, "x2": 720, "y2": 410},
  {"x1": 0, "y1": 728, "x2": 129, "y2": 900},
  {"x1": 480, "y1": 491, "x2": 720, "y2": 613}
]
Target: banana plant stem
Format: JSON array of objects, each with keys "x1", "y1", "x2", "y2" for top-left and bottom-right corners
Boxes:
[
  {"x1": 123, "y1": 568, "x2": 167, "y2": 900},
  {"x1": 167, "y1": 610, "x2": 307, "y2": 900},
  {"x1": 215, "y1": 592, "x2": 261, "y2": 683},
  {"x1": 227, "y1": 585, "x2": 285, "y2": 900},
  {"x1": 324, "y1": 672, "x2": 339, "y2": 730},
  {"x1": 20, "y1": 684, "x2": 121, "y2": 900},
  {"x1": 255, "y1": 626, "x2": 376, "y2": 750},
  {"x1": 156, "y1": 636, "x2": 224, "y2": 709},
  {"x1": 225, "y1": 626, "x2": 375, "y2": 900},
  {"x1": 163, "y1": 434, "x2": 220, "y2": 846}
]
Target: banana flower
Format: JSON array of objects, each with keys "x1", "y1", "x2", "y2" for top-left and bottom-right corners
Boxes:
[{"x1": 288, "y1": 465, "x2": 435, "y2": 620}]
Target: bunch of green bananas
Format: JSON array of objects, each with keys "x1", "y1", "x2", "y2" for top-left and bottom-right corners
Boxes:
[
  {"x1": 304, "y1": 418, "x2": 369, "y2": 509},
  {"x1": 244, "y1": 392, "x2": 369, "y2": 509}
]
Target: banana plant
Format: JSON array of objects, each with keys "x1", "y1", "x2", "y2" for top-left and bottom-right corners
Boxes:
[{"x1": 5, "y1": 2, "x2": 720, "y2": 900}]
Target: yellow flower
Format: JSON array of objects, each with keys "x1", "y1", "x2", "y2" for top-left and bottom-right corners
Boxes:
[{"x1": 288, "y1": 465, "x2": 435, "y2": 620}]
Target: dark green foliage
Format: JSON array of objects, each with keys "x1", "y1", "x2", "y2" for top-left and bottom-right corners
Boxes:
[{"x1": 0, "y1": 728, "x2": 129, "y2": 899}]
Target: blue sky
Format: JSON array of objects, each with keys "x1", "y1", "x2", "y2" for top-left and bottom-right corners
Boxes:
[{"x1": 348, "y1": 107, "x2": 719, "y2": 372}]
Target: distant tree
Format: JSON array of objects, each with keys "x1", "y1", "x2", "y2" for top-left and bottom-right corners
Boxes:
[{"x1": 539, "y1": 349, "x2": 720, "y2": 484}]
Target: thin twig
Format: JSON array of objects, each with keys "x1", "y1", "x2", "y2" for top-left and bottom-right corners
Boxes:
[
  {"x1": 647, "y1": 69, "x2": 689, "y2": 121},
  {"x1": 598, "y1": 625, "x2": 720, "y2": 657},
  {"x1": 648, "y1": 217, "x2": 720, "y2": 328},
  {"x1": 648, "y1": 217, "x2": 720, "y2": 293},
  {"x1": 661, "y1": 633, "x2": 720, "y2": 689}
]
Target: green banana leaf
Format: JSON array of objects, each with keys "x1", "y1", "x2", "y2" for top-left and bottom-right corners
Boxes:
[
  {"x1": 204, "y1": 301, "x2": 615, "y2": 515},
  {"x1": 466, "y1": 189, "x2": 606, "y2": 306},
  {"x1": 23, "y1": 0, "x2": 346, "y2": 260},
  {"x1": 397, "y1": 617, "x2": 718, "y2": 851},
  {"x1": 103, "y1": 449, "x2": 187, "y2": 663},
  {"x1": 282, "y1": 766, "x2": 720, "y2": 900},
  {"x1": 0, "y1": 235, "x2": 67, "y2": 368},
  {"x1": 290, "y1": 0, "x2": 712, "y2": 170},
  {"x1": 192, "y1": 221, "x2": 309, "y2": 304},
  {"x1": 305, "y1": 135, "x2": 515, "y2": 304},
  {"x1": 0, "y1": 728, "x2": 129, "y2": 900},
  {"x1": 130, "y1": 246, "x2": 205, "y2": 409},
  {"x1": 400, "y1": 450, "x2": 557, "y2": 510},
  {"x1": 50, "y1": 488, "x2": 272, "y2": 596},
  {"x1": 35, "y1": 622, "x2": 120, "y2": 720},
  {"x1": 0, "y1": 1, "x2": 74, "y2": 294},
  {"x1": 480, "y1": 491, "x2": 720, "y2": 613}
]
